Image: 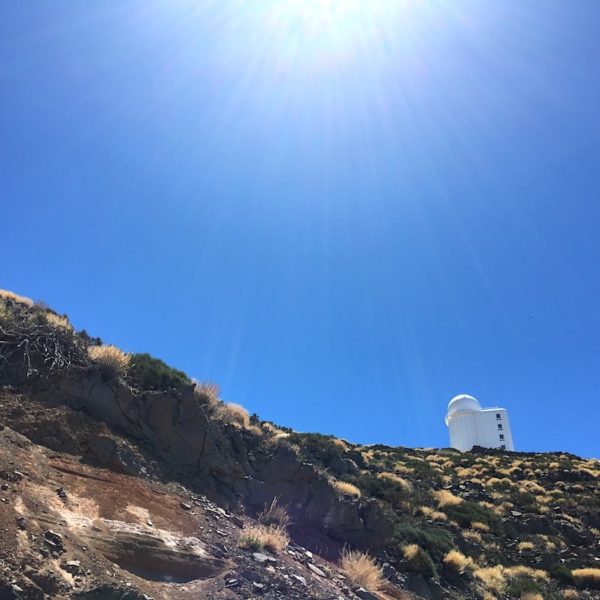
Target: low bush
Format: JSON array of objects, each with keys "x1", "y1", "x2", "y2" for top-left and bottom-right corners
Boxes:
[
  {"x1": 127, "y1": 353, "x2": 190, "y2": 391},
  {"x1": 287, "y1": 432, "x2": 347, "y2": 465},
  {"x1": 331, "y1": 480, "x2": 361, "y2": 498},
  {"x1": 434, "y1": 489, "x2": 463, "y2": 508},
  {"x1": 443, "y1": 500, "x2": 499, "y2": 532},
  {"x1": 548, "y1": 564, "x2": 574, "y2": 585},
  {"x1": 0, "y1": 289, "x2": 33, "y2": 307},
  {"x1": 216, "y1": 403, "x2": 251, "y2": 428},
  {"x1": 443, "y1": 550, "x2": 474, "y2": 576},
  {"x1": 403, "y1": 544, "x2": 437, "y2": 578},
  {"x1": 239, "y1": 524, "x2": 289, "y2": 553},
  {"x1": 394, "y1": 521, "x2": 455, "y2": 562},
  {"x1": 572, "y1": 568, "x2": 600, "y2": 589},
  {"x1": 340, "y1": 549, "x2": 384, "y2": 591},
  {"x1": 88, "y1": 345, "x2": 130, "y2": 380},
  {"x1": 517, "y1": 541, "x2": 535, "y2": 552},
  {"x1": 192, "y1": 379, "x2": 220, "y2": 408},
  {"x1": 259, "y1": 497, "x2": 290, "y2": 528},
  {"x1": 419, "y1": 506, "x2": 448, "y2": 522},
  {"x1": 347, "y1": 472, "x2": 410, "y2": 508}
]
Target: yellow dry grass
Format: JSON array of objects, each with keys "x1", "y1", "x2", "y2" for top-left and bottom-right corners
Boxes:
[
  {"x1": 517, "y1": 541, "x2": 535, "y2": 552},
  {"x1": 472, "y1": 521, "x2": 490, "y2": 533},
  {"x1": 462, "y1": 530, "x2": 483, "y2": 544},
  {"x1": 504, "y1": 565, "x2": 548, "y2": 582},
  {"x1": 419, "y1": 506, "x2": 448, "y2": 522},
  {"x1": 340, "y1": 549, "x2": 384, "y2": 591},
  {"x1": 259, "y1": 497, "x2": 290, "y2": 528},
  {"x1": 331, "y1": 438, "x2": 349, "y2": 451},
  {"x1": 0, "y1": 289, "x2": 33, "y2": 307},
  {"x1": 434, "y1": 489, "x2": 463, "y2": 508},
  {"x1": 377, "y1": 472, "x2": 412, "y2": 492},
  {"x1": 521, "y1": 594, "x2": 543, "y2": 600},
  {"x1": 474, "y1": 566, "x2": 506, "y2": 593},
  {"x1": 443, "y1": 550, "x2": 474, "y2": 575},
  {"x1": 572, "y1": 568, "x2": 600, "y2": 589},
  {"x1": 88, "y1": 345, "x2": 130, "y2": 376},
  {"x1": 239, "y1": 524, "x2": 289, "y2": 553},
  {"x1": 216, "y1": 403, "x2": 251, "y2": 428},
  {"x1": 331, "y1": 480, "x2": 361, "y2": 498},
  {"x1": 192, "y1": 380, "x2": 220, "y2": 408},
  {"x1": 44, "y1": 312, "x2": 72, "y2": 330}
]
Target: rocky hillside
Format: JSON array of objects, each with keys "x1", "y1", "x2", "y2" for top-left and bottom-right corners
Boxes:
[{"x1": 0, "y1": 289, "x2": 599, "y2": 600}]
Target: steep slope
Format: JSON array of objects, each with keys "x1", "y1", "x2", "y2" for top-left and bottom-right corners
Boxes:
[{"x1": 1, "y1": 290, "x2": 599, "y2": 600}]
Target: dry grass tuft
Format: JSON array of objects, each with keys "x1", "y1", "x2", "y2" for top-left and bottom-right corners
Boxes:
[
  {"x1": 562, "y1": 590, "x2": 579, "y2": 599},
  {"x1": 474, "y1": 566, "x2": 506, "y2": 593},
  {"x1": 517, "y1": 541, "x2": 535, "y2": 552},
  {"x1": 262, "y1": 422, "x2": 290, "y2": 440},
  {"x1": 521, "y1": 594, "x2": 543, "y2": 600},
  {"x1": 44, "y1": 312, "x2": 72, "y2": 330},
  {"x1": 331, "y1": 480, "x2": 361, "y2": 498},
  {"x1": 402, "y1": 544, "x2": 436, "y2": 578},
  {"x1": 572, "y1": 568, "x2": 600, "y2": 589},
  {"x1": 192, "y1": 380, "x2": 220, "y2": 408},
  {"x1": 462, "y1": 530, "x2": 483, "y2": 544},
  {"x1": 472, "y1": 521, "x2": 490, "y2": 533},
  {"x1": 340, "y1": 549, "x2": 384, "y2": 591},
  {"x1": 216, "y1": 403, "x2": 251, "y2": 428},
  {"x1": 239, "y1": 524, "x2": 289, "y2": 554},
  {"x1": 443, "y1": 550, "x2": 474, "y2": 575},
  {"x1": 504, "y1": 565, "x2": 548, "y2": 582},
  {"x1": 434, "y1": 489, "x2": 463, "y2": 508},
  {"x1": 0, "y1": 289, "x2": 33, "y2": 307},
  {"x1": 377, "y1": 472, "x2": 413, "y2": 492},
  {"x1": 259, "y1": 497, "x2": 290, "y2": 528},
  {"x1": 419, "y1": 506, "x2": 448, "y2": 522},
  {"x1": 88, "y1": 345, "x2": 130, "y2": 378}
]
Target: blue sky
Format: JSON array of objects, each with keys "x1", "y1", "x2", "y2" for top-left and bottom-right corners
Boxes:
[{"x1": 1, "y1": 1, "x2": 599, "y2": 458}]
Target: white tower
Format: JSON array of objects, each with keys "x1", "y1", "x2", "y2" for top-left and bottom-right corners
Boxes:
[{"x1": 445, "y1": 394, "x2": 514, "y2": 452}]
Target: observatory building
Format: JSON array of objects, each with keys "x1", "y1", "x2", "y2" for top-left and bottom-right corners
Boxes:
[{"x1": 445, "y1": 394, "x2": 514, "y2": 452}]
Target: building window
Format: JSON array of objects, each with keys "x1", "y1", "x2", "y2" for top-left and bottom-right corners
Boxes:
[
  {"x1": 497, "y1": 423, "x2": 503, "y2": 430},
  {"x1": 501, "y1": 444, "x2": 506, "y2": 450},
  {"x1": 496, "y1": 413, "x2": 501, "y2": 420},
  {"x1": 499, "y1": 434, "x2": 505, "y2": 441}
]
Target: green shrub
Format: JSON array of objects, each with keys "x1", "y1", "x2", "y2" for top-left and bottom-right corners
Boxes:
[
  {"x1": 403, "y1": 544, "x2": 437, "y2": 579},
  {"x1": 506, "y1": 577, "x2": 542, "y2": 597},
  {"x1": 443, "y1": 500, "x2": 499, "y2": 532},
  {"x1": 287, "y1": 432, "x2": 346, "y2": 465},
  {"x1": 347, "y1": 472, "x2": 411, "y2": 509},
  {"x1": 128, "y1": 353, "x2": 190, "y2": 391},
  {"x1": 548, "y1": 564, "x2": 574, "y2": 586},
  {"x1": 394, "y1": 522, "x2": 455, "y2": 562}
]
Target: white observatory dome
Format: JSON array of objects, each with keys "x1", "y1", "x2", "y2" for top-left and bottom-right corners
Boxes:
[{"x1": 447, "y1": 394, "x2": 482, "y2": 416}]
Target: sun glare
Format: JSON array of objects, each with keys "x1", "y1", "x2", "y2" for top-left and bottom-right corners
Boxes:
[{"x1": 263, "y1": 0, "x2": 410, "y2": 65}]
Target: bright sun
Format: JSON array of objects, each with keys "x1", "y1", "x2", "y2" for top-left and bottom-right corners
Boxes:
[{"x1": 261, "y1": 0, "x2": 409, "y2": 66}]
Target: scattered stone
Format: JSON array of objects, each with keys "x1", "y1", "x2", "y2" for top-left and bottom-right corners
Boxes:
[
  {"x1": 291, "y1": 574, "x2": 306, "y2": 586},
  {"x1": 15, "y1": 516, "x2": 26, "y2": 530},
  {"x1": 56, "y1": 487, "x2": 68, "y2": 500},
  {"x1": 354, "y1": 587, "x2": 380, "y2": 600},
  {"x1": 61, "y1": 560, "x2": 82, "y2": 575},
  {"x1": 43, "y1": 530, "x2": 64, "y2": 552},
  {"x1": 252, "y1": 552, "x2": 276, "y2": 565},
  {"x1": 179, "y1": 502, "x2": 192, "y2": 511},
  {"x1": 307, "y1": 563, "x2": 326, "y2": 578}
]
